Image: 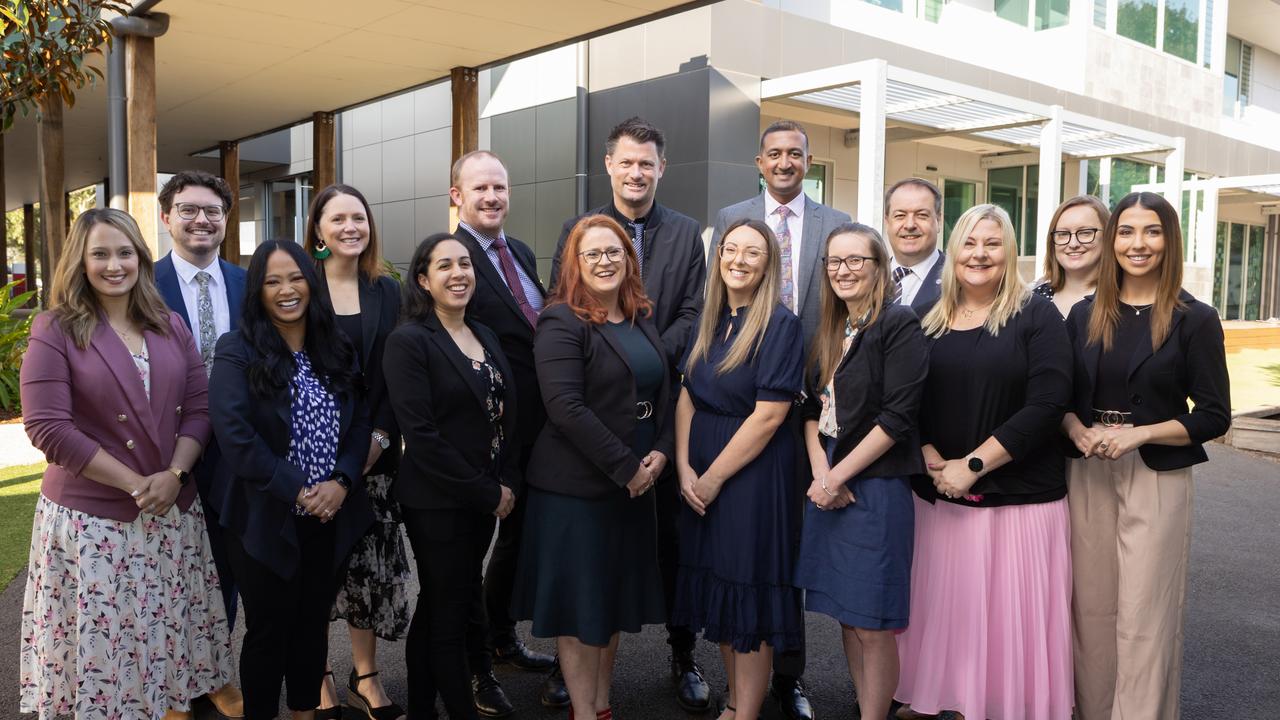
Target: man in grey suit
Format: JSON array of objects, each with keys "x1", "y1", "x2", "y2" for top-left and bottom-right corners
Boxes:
[
  {"x1": 710, "y1": 120, "x2": 851, "y2": 720},
  {"x1": 711, "y1": 120, "x2": 852, "y2": 348},
  {"x1": 883, "y1": 177, "x2": 946, "y2": 318}
]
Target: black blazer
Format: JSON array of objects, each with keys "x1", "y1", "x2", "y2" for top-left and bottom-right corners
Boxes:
[
  {"x1": 208, "y1": 331, "x2": 374, "y2": 580},
  {"x1": 552, "y1": 203, "x2": 706, "y2": 368},
  {"x1": 1064, "y1": 291, "x2": 1231, "y2": 470},
  {"x1": 455, "y1": 226, "x2": 548, "y2": 452},
  {"x1": 908, "y1": 249, "x2": 945, "y2": 318},
  {"x1": 802, "y1": 304, "x2": 929, "y2": 480},
  {"x1": 527, "y1": 303, "x2": 674, "y2": 499},
  {"x1": 321, "y1": 273, "x2": 402, "y2": 476},
  {"x1": 383, "y1": 314, "x2": 518, "y2": 512}
]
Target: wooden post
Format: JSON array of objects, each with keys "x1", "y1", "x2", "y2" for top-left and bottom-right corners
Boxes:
[
  {"x1": 219, "y1": 141, "x2": 241, "y2": 262},
  {"x1": 450, "y1": 67, "x2": 479, "y2": 230},
  {"x1": 313, "y1": 111, "x2": 336, "y2": 193},
  {"x1": 22, "y1": 204, "x2": 35, "y2": 306},
  {"x1": 126, "y1": 34, "x2": 159, "y2": 256},
  {"x1": 36, "y1": 95, "x2": 66, "y2": 298},
  {"x1": 0, "y1": 136, "x2": 7, "y2": 288}
]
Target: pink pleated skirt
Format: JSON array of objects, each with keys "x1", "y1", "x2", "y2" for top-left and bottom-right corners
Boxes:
[{"x1": 895, "y1": 496, "x2": 1073, "y2": 720}]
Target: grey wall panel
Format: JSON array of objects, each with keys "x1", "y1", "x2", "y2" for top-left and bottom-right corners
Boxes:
[
  {"x1": 490, "y1": 108, "x2": 538, "y2": 186},
  {"x1": 707, "y1": 70, "x2": 762, "y2": 166},
  {"x1": 415, "y1": 128, "x2": 451, "y2": 199},
  {"x1": 381, "y1": 136, "x2": 415, "y2": 203},
  {"x1": 536, "y1": 99, "x2": 579, "y2": 183},
  {"x1": 504, "y1": 183, "x2": 537, "y2": 248},
  {"x1": 381, "y1": 93, "x2": 415, "y2": 143},
  {"x1": 379, "y1": 199, "x2": 416, "y2": 269},
  {"x1": 351, "y1": 144, "x2": 384, "y2": 204},
  {"x1": 706, "y1": 161, "x2": 763, "y2": 229},
  {"x1": 414, "y1": 82, "x2": 452, "y2": 134},
  {"x1": 534, "y1": 178, "x2": 577, "y2": 266},
  {"x1": 414, "y1": 195, "x2": 451, "y2": 248}
]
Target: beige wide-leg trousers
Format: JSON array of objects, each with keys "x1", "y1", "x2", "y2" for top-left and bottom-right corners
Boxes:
[{"x1": 1067, "y1": 452, "x2": 1193, "y2": 720}]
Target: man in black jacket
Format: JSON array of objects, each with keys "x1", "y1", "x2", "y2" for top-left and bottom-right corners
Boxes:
[
  {"x1": 551, "y1": 117, "x2": 710, "y2": 713},
  {"x1": 450, "y1": 150, "x2": 559, "y2": 717}
]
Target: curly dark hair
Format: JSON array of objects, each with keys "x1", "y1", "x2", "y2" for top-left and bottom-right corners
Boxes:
[{"x1": 158, "y1": 170, "x2": 234, "y2": 213}]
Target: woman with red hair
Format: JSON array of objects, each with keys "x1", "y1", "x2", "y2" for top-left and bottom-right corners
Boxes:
[{"x1": 512, "y1": 214, "x2": 671, "y2": 720}]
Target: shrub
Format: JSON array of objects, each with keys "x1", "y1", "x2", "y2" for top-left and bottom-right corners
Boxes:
[{"x1": 0, "y1": 280, "x2": 36, "y2": 413}]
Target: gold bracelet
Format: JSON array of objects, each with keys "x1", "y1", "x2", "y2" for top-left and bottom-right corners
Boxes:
[{"x1": 821, "y1": 476, "x2": 839, "y2": 497}]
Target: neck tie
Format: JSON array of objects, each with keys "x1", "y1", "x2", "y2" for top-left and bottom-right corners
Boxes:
[
  {"x1": 492, "y1": 236, "x2": 539, "y2": 328},
  {"x1": 892, "y1": 265, "x2": 911, "y2": 304},
  {"x1": 773, "y1": 205, "x2": 795, "y2": 311},
  {"x1": 628, "y1": 220, "x2": 645, "y2": 277},
  {"x1": 195, "y1": 271, "x2": 217, "y2": 376}
]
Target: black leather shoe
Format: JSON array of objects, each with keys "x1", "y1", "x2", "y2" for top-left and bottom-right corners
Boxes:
[
  {"x1": 493, "y1": 639, "x2": 556, "y2": 671},
  {"x1": 540, "y1": 663, "x2": 570, "y2": 708},
  {"x1": 472, "y1": 672, "x2": 514, "y2": 718},
  {"x1": 772, "y1": 675, "x2": 814, "y2": 720},
  {"x1": 671, "y1": 651, "x2": 711, "y2": 713}
]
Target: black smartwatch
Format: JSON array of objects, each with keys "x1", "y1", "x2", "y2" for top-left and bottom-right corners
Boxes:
[
  {"x1": 330, "y1": 471, "x2": 352, "y2": 490},
  {"x1": 967, "y1": 456, "x2": 984, "y2": 474}
]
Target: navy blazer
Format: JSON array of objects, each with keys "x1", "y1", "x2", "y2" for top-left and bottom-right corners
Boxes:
[
  {"x1": 1064, "y1": 291, "x2": 1231, "y2": 470},
  {"x1": 208, "y1": 330, "x2": 374, "y2": 579},
  {"x1": 907, "y1": 249, "x2": 945, "y2": 319}
]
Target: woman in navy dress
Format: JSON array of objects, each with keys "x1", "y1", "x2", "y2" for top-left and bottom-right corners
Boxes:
[{"x1": 673, "y1": 218, "x2": 804, "y2": 720}]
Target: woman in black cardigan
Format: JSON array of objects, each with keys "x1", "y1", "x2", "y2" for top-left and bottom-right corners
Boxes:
[
  {"x1": 1061, "y1": 192, "x2": 1230, "y2": 720},
  {"x1": 512, "y1": 215, "x2": 671, "y2": 720},
  {"x1": 894, "y1": 205, "x2": 1074, "y2": 720},
  {"x1": 794, "y1": 223, "x2": 927, "y2": 720},
  {"x1": 383, "y1": 233, "x2": 517, "y2": 720}
]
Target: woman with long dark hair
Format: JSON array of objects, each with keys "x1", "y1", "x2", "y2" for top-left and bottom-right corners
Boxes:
[
  {"x1": 794, "y1": 223, "x2": 926, "y2": 720},
  {"x1": 20, "y1": 208, "x2": 231, "y2": 720},
  {"x1": 1062, "y1": 192, "x2": 1230, "y2": 720},
  {"x1": 382, "y1": 232, "x2": 517, "y2": 720},
  {"x1": 209, "y1": 239, "x2": 375, "y2": 720},
  {"x1": 303, "y1": 184, "x2": 409, "y2": 720}
]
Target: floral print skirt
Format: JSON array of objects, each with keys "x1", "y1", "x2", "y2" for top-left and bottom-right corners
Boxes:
[
  {"x1": 329, "y1": 472, "x2": 412, "y2": 641},
  {"x1": 19, "y1": 494, "x2": 232, "y2": 720}
]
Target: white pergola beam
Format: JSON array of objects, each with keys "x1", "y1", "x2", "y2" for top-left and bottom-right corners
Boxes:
[
  {"x1": 858, "y1": 60, "x2": 889, "y2": 233},
  {"x1": 885, "y1": 94, "x2": 969, "y2": 114},
  {"x1": 1165, "y1": 137, "x2": 1186, "y2": 217},
  {"x1": 1035, "y1": 105, "x2": 1064, "y2": 271}
]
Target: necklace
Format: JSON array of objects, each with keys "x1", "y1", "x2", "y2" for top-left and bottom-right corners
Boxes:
[
  {"x1": 959, "y1": 299, "x2": 995, "y2": 319},
  {"x1": 1125, "y1": 302, "x2": 1154, "y2": 315}
]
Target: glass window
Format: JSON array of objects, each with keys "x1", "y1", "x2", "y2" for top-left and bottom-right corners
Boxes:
[
  {"x1": 942, "y1": 180, "x2": 977, "y2": 245},
  {"x1": 1246, "y1": 225, "x2": 1264, "y2": 320},
  {"x1": 1212, "y1": 221, "x2": 1226, "y2": 313},
  {"x1": 1226, "y1": 223, "x2": 1244, "y2": 319},
  {"x1": 1163, "y1": 0, "x2": 1198, "y2": 62},
  {"x1": 1025, "y1": 165, "x2": 1041, "y2": 256},
  {"x1": 988, "y1": 167, "x2": 1024, "y2": 254},
  {"x1": 1086, "y1": 159, "x2": 1102, "y2": 198},
  {"x1": 1203, "y1": 0, "x2": 1214, "y2": 68},
  {"x1": 863, "y1": 0, "x2": 904, "y2": 11},
  {"x1": 1223, "y1": 36, "x2": 1252, "y2": 115},
  {"x1": 1117, "y1": 0, "x2": 1158, "y2": 47},
  {"x1": 1108, "y1": 158, "x2": 1157, "y2": 206},
  {"x1": 1094, "y1": 0, "x2": 1108, "y2": 27},
  {"x1": 925, "y1": 0, "x2": 945, "y2": 22},
  {"x1": 1035, "y1": 0, "x2": 1070, "y2": 29},
  {"x1": 996, "y1": 0, "x2": 1029, "y2": 26},
  {"x1": 803, "y1": 164, "x2": 828, "y2": 206}
]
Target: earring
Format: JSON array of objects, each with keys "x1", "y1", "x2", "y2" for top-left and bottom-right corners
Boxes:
[{"x1": 312, "y1": 242, "x2": 332, "y2": 260}]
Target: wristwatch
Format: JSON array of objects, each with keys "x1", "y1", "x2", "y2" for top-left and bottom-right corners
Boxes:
[
  {"x1": 168, "y1": 466, "x2": 192, "y2": 486},
  {"x1": 371, "y1": 430, "x2": 390, "y2": 450},
  {"x1": 330, "y1": 471, "x2": 352, "y2": 490},
  {"x1": 967, "y1": 456, "x2": 984, "y2": 474}
]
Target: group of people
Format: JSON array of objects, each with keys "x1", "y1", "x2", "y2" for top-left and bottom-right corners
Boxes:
[{"x1": 16, "y1": 115, "x2": 1230, "y2": 720}]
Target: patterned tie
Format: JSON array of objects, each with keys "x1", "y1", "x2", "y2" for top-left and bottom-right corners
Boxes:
[
  {"x1": 195, "y1": 271, "x2": 217, "y2": 375},
  {"x1": 492, "y1": 236, "x2": 540, "y2": 328},
  {"x1": 628, "y1": 220, "x2": 645, "y2": 277},
  {"x1": 892, "y1": 265, "x2": 911, "y2": 304},
  {"x1": 773, "y1": 205, "x2": 795, "y2": 311}
]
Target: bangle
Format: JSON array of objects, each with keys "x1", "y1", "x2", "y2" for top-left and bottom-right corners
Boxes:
[{"x1": 820, "y1": 476, "x2": 839, "y2": 497}]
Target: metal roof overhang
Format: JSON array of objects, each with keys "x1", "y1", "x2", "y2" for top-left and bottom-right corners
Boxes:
[{"x1": 761, "y1": 61, "x2": 1178, "y2": 159}]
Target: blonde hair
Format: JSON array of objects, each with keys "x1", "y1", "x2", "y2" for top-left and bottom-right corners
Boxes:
[
  {"x1": 921, "y1": 203, "x2": 1030, "y2": 338},
  {"x1": 50, "y1": 208, "x2": 172, "y2": 349},
  {"x1": 810, "y1": 223, "x2": 895, "y2": 385},
  {"x1": 687, "y1": 219, "x2": 781, "y2": 375}
]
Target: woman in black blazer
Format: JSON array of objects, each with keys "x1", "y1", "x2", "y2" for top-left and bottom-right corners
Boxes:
[
  {"x1": 793, "y1": 223, "x2": 927, "y2": 720},
  {"x1": 304, "y1": 183, "x2": 409, "y2": 720},
  {"x1": 512, "y1": 215, "x2": 671, "y2": 720},
  {"x1": 1061, "y1": 192, "x2": 1230, "y2": 720},
  {"x1": 382, "y1": 233, "x2": 517, "y2": 720},
  {"x1": 209, "y1": 239, "x2": 375, "y2": 720}
]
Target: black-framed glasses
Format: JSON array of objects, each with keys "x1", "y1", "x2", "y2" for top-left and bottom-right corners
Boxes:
[
  {"x1": 718, "y1": 244, "x2": 767, "y2": 265},
  {"x1": 1050, "y1": 227, "x2": 1099, "y2": 246},
  {"x1": 822, "y1": 255, "x2": 876, "y2": 272},
  {"x1": 578, "y1": 247, "x2": 626, "y2": 265},
  {"x1": 174, "y1": 203, "x2": 226, "y2": 222}
]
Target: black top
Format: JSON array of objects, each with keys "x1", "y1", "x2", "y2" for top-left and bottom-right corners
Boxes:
[
  {"x1": 382, "y1": 313, "x2": 519, "y2": 513},
  {"x1": 335, "y1": 313, "x2": 364, "y2": 366},
  {"x1": 1093, "y1": 305, "x2": 1151, "y2": 413},
  {"x1": 917, "y1": 294, "x2": 1072, "y2": 507},
  {"x1": 527, "y1": 303, "x2": 674, "y2": 499},
  {"x1": 800, "y1": 304, "x2": 929, "y2": 480},
  {"x1": 602, "y1": 320, "x2": 664, "y2": 455},
  {"x1": 552, "y1": 203, "x2": 706, "y2": 369},
  {"x1": 1032, "y1": 281, "x2": 1055, "y2": 302},
  {"x1": 1064, "y1": 291, "x2": 1231, "y2": 470},
  {"x1": 208, "y1": 331, "x2": 375, "y2": 579}
]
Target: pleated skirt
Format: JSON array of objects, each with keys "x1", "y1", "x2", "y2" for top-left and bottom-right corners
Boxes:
[{"x1": 895, "y1": 495, "x2": 1073, "y2": 720}]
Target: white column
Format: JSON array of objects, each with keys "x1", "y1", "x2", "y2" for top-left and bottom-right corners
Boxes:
[
  {"x1": 858, "y1": 59, "x2": 888, "y2": 233},
  {"x1": 1079, "y1": 159, "x2": 1090, "y2": 196},
  {"x1": 1165, "y1": 137, "x2": 1185, "y2": 215},
  {"x1": 1100, "y1": 157, "x2": 1112, "y2": 203},
  {"x1": 1197, "y1": 184, "x2": 1219, "y2": 267},
  {"x1": 1035, "y1": 105, "x2": 1064, "y2": 273}
]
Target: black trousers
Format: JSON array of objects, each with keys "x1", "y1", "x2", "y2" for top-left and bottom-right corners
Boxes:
[
  {"x1": 197, "y1": 458, "x2": 238, "y2": 630},
  {"x1": 405, "y1": 507, "x2": 496, "y2": 720},
  {"x1": 477, "y1": 443, "x2": 533, "y2": 665},
  {"x1": 225, "y1": 517, "x2": 343, "y2": 719},
  {"x1": 774, "y1": 410, "x2": 810, "y2": 680},
  {"x1": 655, "y1": 470, "x2": 697, "y2": 656}
]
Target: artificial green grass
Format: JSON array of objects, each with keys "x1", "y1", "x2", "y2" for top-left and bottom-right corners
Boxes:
[{"x1": 0, "y1": 462, "x2": 44, "y2": 592}]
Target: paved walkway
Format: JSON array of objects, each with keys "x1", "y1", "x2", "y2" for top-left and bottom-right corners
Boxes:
[{"x1": 3, "y1": 444, "x2": 1278, "y2": 718}]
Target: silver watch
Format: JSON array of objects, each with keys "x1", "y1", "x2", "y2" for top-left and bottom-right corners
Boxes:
[{"x1": 371, "y1": 430, "x2": 391, "y2": 450}]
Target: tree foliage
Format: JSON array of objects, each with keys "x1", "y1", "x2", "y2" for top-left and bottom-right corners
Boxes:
[{"x1": 1, "y1": 0, "x2": 130, "y2": 131}]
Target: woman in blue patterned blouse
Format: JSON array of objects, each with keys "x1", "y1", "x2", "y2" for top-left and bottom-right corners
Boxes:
[{"x1": 209, "y1": 239, "x2": 375, "y2": 719}]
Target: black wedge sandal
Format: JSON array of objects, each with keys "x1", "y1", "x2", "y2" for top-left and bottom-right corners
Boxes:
[
  {"x1": 316, "y1": 670, "x2": 343, "y2": 720},
  {"x1": 346, "y1": 669, "x2": 406, "y2": 720}
]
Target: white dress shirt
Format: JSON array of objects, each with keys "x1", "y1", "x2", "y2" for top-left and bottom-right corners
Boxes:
[
  {"x1": 890, "y1": 251, "x2": 941, "y2": 308},
  {"x1": 763, "y1": 191, "x2": 807, "y2": 303},
  {"x1": 170, "y1": 252, "x2": 231, "y2": 355}
]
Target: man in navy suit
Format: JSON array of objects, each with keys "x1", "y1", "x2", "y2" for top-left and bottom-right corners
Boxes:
[
  {"x1": 883, "y1": 178, "x2": 945, "y2": 318},
  {"x1": 154, "y1": 169, "x2": 247, "y2": 719}
]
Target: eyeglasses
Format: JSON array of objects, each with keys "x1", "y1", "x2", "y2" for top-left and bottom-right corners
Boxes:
[
  {"x1": 719, "y1": 244, "x2": 767, "y2": 265},
  {"x1": 823, "y1": 255, "x2": 876, "y2": 272},
  {"x1": 1050, "y1": 227, "x2": 1099, "y2": 246},
  {"x1": 174, "y1": 203, "x2": 226, "y2": 222},
  {"x1": 578, "y1": 247, "x2": 626, "y2": 265}
]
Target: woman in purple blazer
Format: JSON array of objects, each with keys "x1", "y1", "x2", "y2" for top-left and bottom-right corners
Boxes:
[{"x1": 18, "y1": 208, "x2": 232, "y2": 720}]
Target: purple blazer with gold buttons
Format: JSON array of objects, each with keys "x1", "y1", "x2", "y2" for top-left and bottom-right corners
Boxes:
[{"x1": 20, "y1": 310, "x2": 212, "y2": 522}]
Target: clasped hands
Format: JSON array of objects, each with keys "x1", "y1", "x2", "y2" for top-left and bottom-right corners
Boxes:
[
  {"x1": 806, "y1": 463, "x2": 854, "y2": 511},
  {"x1": 627, "y1": 451, "x2": 668, "y2": 499},
  {"x1": 296, "y1": 479, "x2": 348, "y2": 522},
  {"x1": 925, "y1": 458, "x2": 979, "y2": 500},
  {"x1": 129, "y1": 471, "x2": 182, "y2": 516},
  {"x1": 1069, "y1": 424, "x2": 1149, "y2": 461}
]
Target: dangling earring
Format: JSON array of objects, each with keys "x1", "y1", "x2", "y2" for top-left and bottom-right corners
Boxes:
[{"x1": 312, "y1": 242, "x2": 332, "y2": 260}]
